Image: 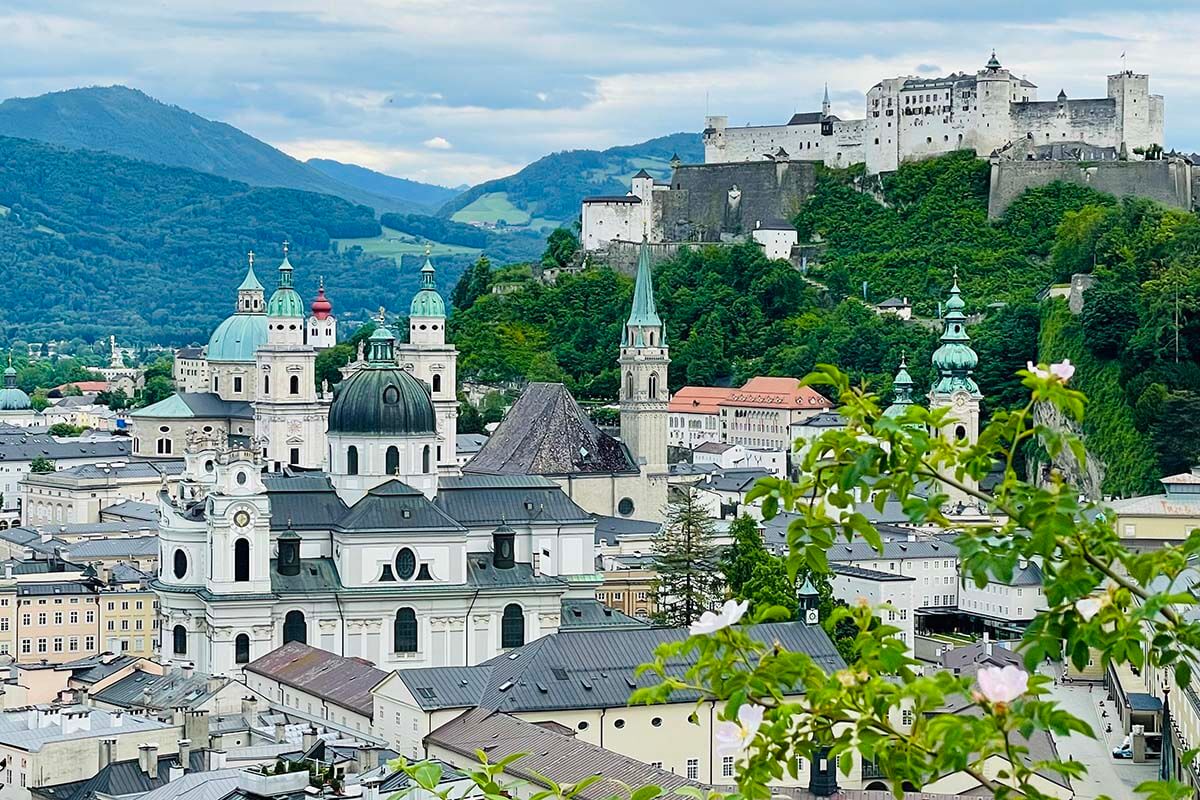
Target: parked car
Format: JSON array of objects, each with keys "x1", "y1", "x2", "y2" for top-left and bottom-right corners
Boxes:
[{"x1": 1113, "y1": 735, "x2": 1133, "y2": 759}]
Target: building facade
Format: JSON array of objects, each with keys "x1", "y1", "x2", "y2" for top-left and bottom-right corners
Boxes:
[{"x1": 705, "y1": 54, "x2": 1164, "y2": 174}]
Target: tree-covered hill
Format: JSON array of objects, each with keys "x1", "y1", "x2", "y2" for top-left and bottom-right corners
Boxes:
[
  {"x1": 307, "y1": 159, "x2": 462, "y2": 212},
  {"x1": 0, "y1": 135, "x2": 456, "y2": 344},
  {"x1": 439, "y1": 132, "x2": 703, "y2": 227},
  {"x1": 0, "y1": 86, "x2": 423, "y2": 215}
]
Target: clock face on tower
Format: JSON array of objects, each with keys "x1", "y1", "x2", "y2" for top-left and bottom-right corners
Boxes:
[{"x1": 233, "y1": 510, "x2": 251, "y2": 529}]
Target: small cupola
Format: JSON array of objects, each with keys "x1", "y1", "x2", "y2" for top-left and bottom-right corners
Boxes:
[
  {"x1": 492, "y1": 524, "x2": 516, "y2": 569},
  {"x1": 277, "y1": 526, "x2": 301, "y2": 576}
]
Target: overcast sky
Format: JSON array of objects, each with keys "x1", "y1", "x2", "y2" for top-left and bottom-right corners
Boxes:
[{"x1": 2, "y1": 1, "x2": 1197, "y2": 187}]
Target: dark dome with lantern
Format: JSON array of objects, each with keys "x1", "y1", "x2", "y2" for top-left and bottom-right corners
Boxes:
[{"x1": 328, "y1": 326, "x2": 436, "y2": 436}]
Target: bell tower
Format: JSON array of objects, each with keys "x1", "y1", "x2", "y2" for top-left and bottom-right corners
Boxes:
[
  {"x1": 618, "y1": 240, "x2": 669, "y2": 475},
  {"x1": 929, "y1": 271, "x2": 982, "y2": 506}
]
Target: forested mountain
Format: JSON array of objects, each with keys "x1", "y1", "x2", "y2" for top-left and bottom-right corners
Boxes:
[
  {"x1": 0, "y1": 86, "x2": 424, "y2": 214},
  {"x1": 307, "y1": 159, "x2": 462, "y2": 212},
  {"x1": 0, "y1": 136, "x2": 465, "y2": 344},
  {"x1": 439, "y1": 132, "x2": 703, "y2": 227},
  {"x1": 450, "y1": 152, "x2": 1199, "y2": 495}
]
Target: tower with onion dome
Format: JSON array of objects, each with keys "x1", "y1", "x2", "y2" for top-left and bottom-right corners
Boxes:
[
  {"x1": 254, "y1": 242, "x2": 330, "y2": 471},
  {"x1": 396, "y1": 250, "x2": 459, "y2": 475},
  {"x1": 929, "y1": 271, "x2": 983, "y2": 503},
  {"x1": 307, "y1": 277, "x2": 337, "y2": 349}
]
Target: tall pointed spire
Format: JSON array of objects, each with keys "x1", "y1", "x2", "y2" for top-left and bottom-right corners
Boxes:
[
  {"x1": 266, "y1": 242, "x2": 303, "y2": 318},
  {"x1": 884, "y1": 353, "x2": 915, "y2": 418},
  {"x1": 931, "y1": 271, "x2": 981, "y2": 397},
  {"x1": 236, "y1": 250, "x2": 265, "y2": 313},
  {"x1": 822, "y1": 83, "x2": 831, "y2": 117},
  {"x1": 410, "y1": 247, "x2": 446, "y2": 319},
  {"x1": 627, "y1": 239, "x2": 662, "y2": 329}
]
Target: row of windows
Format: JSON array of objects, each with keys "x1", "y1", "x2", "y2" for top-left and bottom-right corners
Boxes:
[
  {"x1": 345, "y1": 445, "x2": 432, "y2": 476},
  {"x1": 20, "y1": 635, "x2": 94, "y2": 653},
  {"x1": 22, "y1": 611, "x2": 94, "y2": 625}
]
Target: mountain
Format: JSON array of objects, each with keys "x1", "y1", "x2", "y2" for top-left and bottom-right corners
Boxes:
[
  {"x1": 440, "y1": 132, "x2": 703, "y2": 229},
  {"x1": 0, "y1": 136, "x2": 471, "y2": 344},
  {"x1": 0, "y1": 86, "x2": 425, "y2": 215},
  {"x1": 307, "y1": 159, "x2": 461, "y2": 211}
]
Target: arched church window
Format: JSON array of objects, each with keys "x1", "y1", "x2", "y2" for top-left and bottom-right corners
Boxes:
[
  {"x1": 289, "y1": 375, "x2": 299, "y2": 395},
  {"x1": 432, "y1": 374, "x2": 441, "y2": 393},
  {"x1": 172, "y1": 625, "x2": 187, "y2": 655},
  {"x1": 625, "y1": 372, "x2": 634, "y2": 397},
  {"x1": 385, "y1": 446, "x2": 400, "y2": 475},
  {"x1": 173, "y1": 549, "x2": 187, "y2": 580},
  {"x1": 422, "y1": 445, "x2": 431, "y2": 473},
  {"x1": 501, "y1": 604, "x2": 525, "y2": 649},
  {"x1": 955, "y1": 425, "x2": 967, "y2": 441},
  {"x1": 234, "y1": 538, "x2": 250, "y2": 582},
  {"x1": 394, "y1": 608, "x2": 418, "y2": 653},
  {"x1": 346, "y1": 446, "x2": 359, "y2": 475},
  {"x1": 383, "y1": 386, "x2": 400, "y2": 404},
  {"x1": 235, "y1": 634, "x2": 250, "y2": 664},
  {"x1": 648, "y1": 373, "x2": 658, "y2": 400},
  {"x1": 263, "y1": 374, "x2": 269, "y2": 394},
  {"x1": 283, "y1": 610, "x2": 306, "y2": 644}
]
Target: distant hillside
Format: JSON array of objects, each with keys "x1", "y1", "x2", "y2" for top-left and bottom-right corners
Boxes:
[
  {"x1": 307, "y1": 159, "x2": 461, "y2": 212},
  {"x1": 0, "y1": 86, "x2": 424, "y2": 214},
  {"x1": 441, "y1": 132, "x2": 703, "y2": 229},
  {"x1": 0, "y1": 136, "x2": 470, "y2": 344}
]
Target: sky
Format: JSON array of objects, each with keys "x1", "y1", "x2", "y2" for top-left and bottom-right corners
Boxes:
[{"x1": 2, "y1": 1, "x2": 1199, "y2": 187}]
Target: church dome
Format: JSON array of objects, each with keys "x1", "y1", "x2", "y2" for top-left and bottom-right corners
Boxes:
[
  {"x1": 409, "y1": 256, "x2": 446, "y2": 318},
  {"x1": 207, "y1": 314, "x2": 269, "y2": 363},
  {"x1": 0, "y1": 366, "x2": 30, "y2": 411},
  {"x1": 328, "y1": 327, "x2": 436, "y2": 436},
  {"x1": 267, "y1": 256, "x2": 305, "y2": 318},
  {"x1": 311, "y1": 279, "x2": 333, "y2": 320}
]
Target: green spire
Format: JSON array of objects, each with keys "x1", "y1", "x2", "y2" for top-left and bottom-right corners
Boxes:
[
  {"x1": 626, "y1": 239, "x2": 662, "y2": 329},
  {"x1": 237, "y1": 251, "x2": 265, "y2": 293},
  {"x1": 931, "y1": 270, "x2": 981, "y2": 397},
  {"x1": 367, "y1": 307, "x2": 396, "y2": 364},
  {"x1": 884, "y1": 354, "x2": 915, "y2": 418},
  {"x1": 409, "y1": 249, "x2": 446, "y2": 318},
  {"x1": 267, "y1": 242, "x2": 305, "y2": 318},
  {"x1": 4, "y1": 354, "x2": 15, "y2": 386}
]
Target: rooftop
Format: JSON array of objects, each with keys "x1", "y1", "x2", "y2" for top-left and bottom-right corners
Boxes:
[
  {"x1": 0, "y1": 705, "x2": 170, "y2": 752},
  {"x1": 244, "y1": 642, "x2": 387, "y2": 718},
  {"x1": 92, "y1": 667, "x2": 227, "y2": 711}
]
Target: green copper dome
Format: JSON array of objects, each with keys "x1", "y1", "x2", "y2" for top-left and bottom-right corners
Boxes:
[
  {"x1": 883, "y1": 355, "x2": 915, "y2": 418},
  {"x1": 931, "y1": 274, "x2": 981, "y2": 396},
  {"x1": 267, "y1": 256, "x2": 305, "y2": 318},
  {"x1": 0, "y1": 363, "x2": 30, "y2": 411},
  {"x1": 410, "y1": 256, "x2": 446, "y2": 318},
  {"x1": 329, "y1": 326, "x2": 436, "y2": 436},
  {"x1": 208, "y1": 314, "x2": 269, "y2": 362}
]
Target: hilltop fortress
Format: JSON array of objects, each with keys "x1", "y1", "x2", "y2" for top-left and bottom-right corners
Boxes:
[
  {"x1": 704, "y1": 53, "x2": 1163, "y2": 174},
  {"x1": 579, "y1": 54, "x2": 1176, "y2": 263}
]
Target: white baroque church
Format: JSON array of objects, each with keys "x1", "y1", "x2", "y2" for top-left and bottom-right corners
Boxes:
[{"x1": 152, "y1": 247, "x2": 651, "y2": 675}]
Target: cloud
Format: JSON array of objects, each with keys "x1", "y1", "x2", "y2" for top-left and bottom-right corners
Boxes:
[{"x1": 1, "y1": 2, "x2": 1199, "y2": 185}]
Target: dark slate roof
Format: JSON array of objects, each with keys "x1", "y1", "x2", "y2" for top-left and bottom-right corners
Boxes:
[
  {"x1": 391, "y1": 665, "x2": 496, "y2": 710},
  {"x1": 100, "y1": 500, "x2": 159, "y2": 522},
  {"x1": 581, "y1": 195, "x2": 641, "y2": 204},
  {"x1": 762, "y1": 513, "x2": 922, "y2": 554},
  {"x1": 832, "y1": 563, "x2": 915, "y2": 581},
  {"x1": 264, "y1": 472, "x2": 349, "y2": 531},
  {"x1": 337, "y1": 480, "x2": 465, "y2": 532},
  {"x1": 58, "y1": 653, "x2": 142, "y2": 684},
  {"x1": 756, "y1": 219, "x2": 796, "y2": 231},
  {"x1": 456, "y1": 433, "x2": 489, "y2": 455},
  {"x1": 270, "y1": 558, "x2": 343, "y2": 594},
  {"x1": 788, "y1": 111, "x2": 840, "y2": 125},
  {"x1": 826, "y1": 536, "x2": 958, "y2": 563},
  {"x1": 988, "y1": 560, "x2": 1043, "y2": 586},
  {"x1": 694, "y1": 441, "x2": 735, "y2": 454},
  {"x1": 560, "y1": 599, "x2": 649, "y2": 630},
  {"x1": 427, "y1": 709, "x2": 699, "y2": 800},
  {"x1": 47, "y1": 460, "x2": 183, "y2": 481},
  {"x1": 66, "y1": 536, "x2": 158, "y2": 560},
  {"x1": 0, "y1": 438, "x2": 130, "y2": 463},
  {"x1": 18, "y1": 582, "x2": 94, "y2": 597},
  {"x1": 699, "y1": 468, "x2": 771, "y2": 493},
  {"x1": 35, "y1": 751, "x2": 208, "y2": 800},
  {"x1": 244, "y1": 642, "x2": 387, "y2": 717},
  {"x1": 1129, "y1": 692, "x2": 1163, "y2": 712},
  {"x1": 108, "y1": 563, "x2": 152, "y2": 584},
  {"x1": 593, "y1": 515, "x2": 660, "y2": 546},
  {"x1": 173, "y1": 392, "x2": 255, "y2": 420},
  {"x1": 466, "y1": 553, "x2": 565, "y2": 589},
  {"x1": 92, "y1": 668, "x2": 225, "y2": 710},
  {"x1": 434, "y1": 474, "x2": 594, "y2": 525},
  {"x1": 0, "y1": 527, "x2": 58, "y2": 555},
  {"x1": 175, "y1": 346, "x2": 205, "y2": 359},
  {"x1": 796, "y1": 410, "x2": 847, "y2": 429},
  {"x1": 632, "y1": 169, "x2": 653, "y2": 179},
  {"x1": 466, "y1": 383, "x2": 638, "y2": 477},
  {"x1": 877, "y1": 297, "x2": 911, "y2": 308}
]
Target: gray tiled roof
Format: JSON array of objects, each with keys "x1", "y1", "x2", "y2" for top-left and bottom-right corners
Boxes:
[
  {"x1": 264, "y1": 473, "x2": 349, "y2": 531},
  {"x1": 465, "y1": 383, "x2": 637, "y2": 476},
  {"x1": 593, "y1": 515, "x2": 660, "y2": 546},
  {"x1": 92, "y1": 669, "x2": 225, "y2": 710},
  {"x1": 395, "y1": 621, "x2": 842, "y2": 714},
  {"x1": 58, "y1": 653, "x2": 142, "y2": 684},
  {"x1": 465, "y1": 554, "x2": 565, "y2": 589},
  {"x1": 0, "y1": 438, "x2": 130, "y2": 463},
  {"x1": 788, "y1": 111, "x2": 840, "y2": 125},
  {"x1": 427, "y1": 709, "x2": 699, "y2": 800},
  {"x1": 99, "y1": 499, "x2": 159, "y2": 522},
  {"x1": 130, "y1": 769, "x2": 243, "y2": 800},
  {"x1": 699, "y1": 468, "x2": 772, "y2": 493},
  {"x1": 456, "y1": 433, "x2": 488, "y2": 454},
  {"x1": 560, "y1": 599, "x2": 649, "y2": 630},
  {"x1": 337, "y1": 481, "x2": 464, "y2": 532},
  {"x1": 55, "y1": 460, "x2": 183, "y2": 480},
  {"x1": 941, "y1": 641, "x2": 1023, "y2": 675},
  {"x1": 832, "y1": 563, "x2": 915, "y2": 581},
  {"x1": 36, "y1": 751, "x2": 209, "y2": 800},
  {"x1": 762, "y1": 513, "x2": 928, "y2": 554},
  {"x1": 826, "y1": 537, "x2": 958, "y2": 563},
  {"x1": 0, "y1": 706, "x2": 169, "y2": 751},
  {"x1": 245, "y1": 642, "x2": 387, "y2": 717},
  {"x1": 107, "y1": 562, "x2": 152, "y2": 584},
  {"x1": 434, "y1": 474, "x2": 594, "y2": 526},
  {"x1": 66, "y1": 536, "x2": 159, "y2": 560}
]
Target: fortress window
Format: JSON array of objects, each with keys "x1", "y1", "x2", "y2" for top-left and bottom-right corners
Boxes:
[
  {"x1": 263, "y1": 374, "x2": 269, "y2": 394},
  {"x1": 290, "y1": 448, "x2": 299, "y2": 465},
  {"x1": 432, "y1": 374, "x2": 442, "y2": 393},
  {"x1": 172, "y1": 625, "x2": 187, "y2": 655},
  {"x1": 233, "y1": 377, "x2": 243, "y2": 393},
  {"x1": 422, "y1": 445, "x2": 431, "y2": 474},
  {"x1": 235, "y1": 634, "x2": 250, "y2": 664},
  {"x1": 289, "y1": 375, "x2": 300, "y2": 395}
]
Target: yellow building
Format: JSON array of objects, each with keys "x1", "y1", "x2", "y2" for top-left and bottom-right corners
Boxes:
[
  {"x1": 1111, "y1": 468, "x2": 1200, "y2": 547},
  {"x1": 99, "y1": 579, "x2": 158, "y2": 658},
  {"x1": 597, "y1": 562, "x2": 657, "y2": 620}
]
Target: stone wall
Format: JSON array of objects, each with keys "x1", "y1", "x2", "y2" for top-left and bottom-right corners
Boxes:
[
  {"x1": 657, "y1": 160, "x2": 817, "y2": 242},
  {"x1": 595, "y1": 240, "x2": 700, "y2": 277},
  {"x1": 987, "y1": 158, "x2": 1193, "y2": 218}
]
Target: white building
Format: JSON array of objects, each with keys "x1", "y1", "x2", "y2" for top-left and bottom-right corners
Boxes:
[
  {"x1": 751, "y1": 221, "x2": 798, "y2": 260},
  {"x1": 705, "y1": 54, "x2": 1165, "y2": 174},
  {"x1": 956, "y1": 560, "x2": 1046, "y2": 624},
  {"x1": 668, "y1": 377, "x2": 833, "y2": 453},
  {"x1": 692, "y1": 442, "x2": 785, "y2": 477},
  {"x1": 825, "y1": 534, "x2": 961, "y2": 611},
  {"x1": 830, "y1": 563, "x2": 916, "y2": 653}
]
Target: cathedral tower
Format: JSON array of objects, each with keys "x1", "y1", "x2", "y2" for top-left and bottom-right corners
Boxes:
[
  {"x1": 929, "y1": 272, "x2": 982, "y2": 505},
  {"x1": 397, "y1": 252, "x2": 459, "y2": 475},
  {"x1": 307, "y1": 277, "x2": 337, "y2": 349},
  {"x1": 883, "y1": 354, "x2": 915, "y2": 419},
  {"x1": 618, "y1": 240, "x2": 669, "y2": 475},
  {"x1": 255, "y1": 244, "x2": 329, "y2": 470}
]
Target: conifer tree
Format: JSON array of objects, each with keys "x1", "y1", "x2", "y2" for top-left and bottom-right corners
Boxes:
[{"x1": 650, "y1": 489, "x2": 722, "y2": 626}]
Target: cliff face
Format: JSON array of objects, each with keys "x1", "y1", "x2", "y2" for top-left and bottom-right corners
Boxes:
[{"x1": 1030, "y1": 400, "x2": 1106, "y2": 502}]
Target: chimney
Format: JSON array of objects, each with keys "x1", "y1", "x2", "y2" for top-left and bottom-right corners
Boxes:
[
  {"x1": 302, "y1": 726, "x2": 318, "y2": 751},
  {"x1": 207, "y1": 675, "x2": 225, "y2": 694},
  {"x1": 208, "y1": 749, "x2": 227, "y2": 770},
  {"x1": 138, "y1": 744, "x2": 152, "y2": 775},
  {"x1": 355, "y1": 746, "x2": 378, "y2": 774},
  {"x1": 168, "y1": 763, "x2": 185, "y2": 783},
  {"x1": 177, "y1": 738, "x2": 191, "y2": 771},
  {"x1": 98, "y1": 738, "x2": 115, "y2": 770},
  {"x1": 3, "y1": 563, "x2": 11, "y2": 580},
  {"x1": 181, "y1": 663, "x2": 194, "y2": 679},
  {"x1": 241, "y1": 696, "x2": 257, "y2": 727},
  {"x1": 112, "y1": 710, "x2": 124, "y2": 727},
  {"x1": 184, "y1": 710, "x2": 210, "y2": 750},
  {"x1": 145, "y1": 743, "x2": 159, "y2": 779},
  {"x1": 274, "y1": 722, "x2": 287, "y2": 743},
  {"x1": 76, "y1": 687, "x2": 90, "y2": 707}
]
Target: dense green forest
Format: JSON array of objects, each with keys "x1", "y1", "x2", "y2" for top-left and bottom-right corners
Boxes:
[
  {"x1": 451, "y1": 152, "x2": 1200, "y2": 495},
  {"x1": 0, "y1": 136, "x2": 464, "y2": 344},
  {"x1": 438, "y1": 132, "x2": 703, "y2": 223}
]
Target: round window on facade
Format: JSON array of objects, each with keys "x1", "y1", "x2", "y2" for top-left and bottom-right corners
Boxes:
[
  {"x1": 236, "y1": 471, "x2": 248, "y2": 485},
  {"x1": 204, "y1": 460, "x2": 215, "y2": 473},
  {"x1": 577, "y1": 721, "x2": 589, "y2": 731},
  {"x1": 159, "y1": 426, "x2": 169, "y2": 433},
  {"x1": 395, "y1": 548, "x2": 417, "y2": 580},
  {"x1": 617, "y1": 497, "x2": 635, "y2": 516},
  {"x1": 383, "y1": 386, "x2": 400, "y2": 404},
  {"x1": 651, "y1": 717, "x2": 663, "y2": 727},
  {"x1": 613, "y1": 719, "x2": 625, "y2": 729},
  {"x1": 173, "y1": 549, "x2": 187, "y2": 579}
]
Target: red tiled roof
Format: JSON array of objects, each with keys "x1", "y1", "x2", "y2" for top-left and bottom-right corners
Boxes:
[
  {"x1": 54, "y1": 381, "x2": 109, "y2": 393},
  {"x1": 667, "y1": 386, "x2": 734, "y2": 414},
  {"x1": 723, "y1": 377, "x2": 832, "y2": 411}
]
